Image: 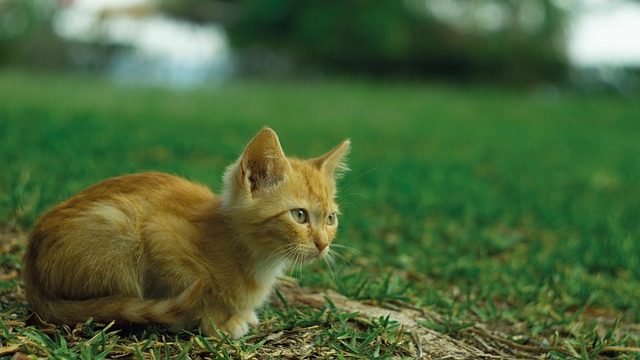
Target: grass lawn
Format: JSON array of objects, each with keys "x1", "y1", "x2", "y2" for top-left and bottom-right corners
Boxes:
[{"x1": 1, "y1": 70, "x2": 639, "y2": 359}]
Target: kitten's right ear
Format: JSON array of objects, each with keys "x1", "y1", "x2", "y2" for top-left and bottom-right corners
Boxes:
[
  {"x1": 239, "y1": 128, "x2": 291, "y2": 195},
  {"x1": 311, "y1": 139, "x2": 351, "y2": 179}
]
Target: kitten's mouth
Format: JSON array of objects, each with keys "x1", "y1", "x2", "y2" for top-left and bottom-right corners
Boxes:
[
  {"x1": 288, "y1": 247, "x2": 328, "y2": 265},
  {"x1": 300, "y1": 251, "x2": 324, "y2": 264},
  {"x1": 314, "y1": 248, "x2": 330, "y2": 261}
]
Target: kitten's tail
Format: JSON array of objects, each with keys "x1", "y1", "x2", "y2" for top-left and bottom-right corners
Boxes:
[{"x1": 26, "y1": 278, "x2": 205, "y2": 326}]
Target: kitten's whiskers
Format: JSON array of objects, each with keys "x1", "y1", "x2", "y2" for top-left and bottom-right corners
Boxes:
[
  {"x1": 324, "y1": 250, "x2": 342, "y2": 285},
  {"x1": 330, "y1": 243, "x2": 360, "y2": 256},
  {"x1": 338, "y1": 167, "x2": 377, "y2": 193},
  {"x1": 225, "y1": 231, "x2": 252, "y2": 248},
  {"x1": 263, "y1": 243, "x2": 297, "y2": 273}
]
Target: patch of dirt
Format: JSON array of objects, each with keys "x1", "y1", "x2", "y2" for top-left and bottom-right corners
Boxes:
[{"x1": 274, "y1": 282, "x2": 544, "y2": 359}]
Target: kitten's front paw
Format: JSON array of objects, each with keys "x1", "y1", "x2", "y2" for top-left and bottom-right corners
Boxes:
[
  {"x1": 199, "y1": 312, "x2": 257, "y2": 339},
  {"x1": 221, "y1": 314, "x2": 249, "y2": 339}
]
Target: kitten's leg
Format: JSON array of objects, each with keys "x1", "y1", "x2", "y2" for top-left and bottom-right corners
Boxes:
[{"x1": 241, "y1": 310, "x2": 259, "y2": 325}]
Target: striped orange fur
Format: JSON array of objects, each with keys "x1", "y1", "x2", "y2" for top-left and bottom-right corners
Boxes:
[{"x1": 23, "y1": 128, "x2": 350, "y2": 338}]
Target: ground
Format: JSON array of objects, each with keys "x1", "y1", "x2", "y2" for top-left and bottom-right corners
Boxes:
[
  {"x1": 1, "y1": 70, "x2": 639, "y2": 359},
  {"x1": 1, "y1": 230, "x2": 638, "y2": 359}
]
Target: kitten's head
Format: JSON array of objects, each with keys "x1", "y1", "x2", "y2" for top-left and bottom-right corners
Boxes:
[{"x1": 222, "y1": 128, "x2": 350, "y2": 265}]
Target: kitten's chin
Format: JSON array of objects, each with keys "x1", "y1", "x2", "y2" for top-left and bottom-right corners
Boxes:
[
  {"x1": 311, "y1": 247, "x2": 330, "y2": 262},
  {"x1": 299, "y1": 252, "x2": 324, "y2": 265},
  {"x1": 317, "y1": 249, "x2": 329, "y2": 260},
  {"x1": 287, "y1": 246, "x2": 329, "y2": 265}
]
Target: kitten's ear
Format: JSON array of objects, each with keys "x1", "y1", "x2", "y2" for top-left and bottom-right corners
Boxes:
[
  {"x1": 240, "y1": 128, "x2": 291, "y2": 194},
  {"x1": 312, "y1": 139, "x2": 351, "y2": 179}
]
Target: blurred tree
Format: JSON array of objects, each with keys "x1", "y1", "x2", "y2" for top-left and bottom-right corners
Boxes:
[
  {"x1": 0, "y1": 0, "x2": 32, "y2": 65},
  {"x1": 165, "y1": 0, "x2": 568, "y2": 85},
  {"x1": 0, "y1": 0, "x2": 64, "y2": 69}
]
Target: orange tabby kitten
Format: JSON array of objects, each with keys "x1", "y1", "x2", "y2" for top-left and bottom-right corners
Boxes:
[{"x1": 23, "y1": 128, "x2": 350, "y2": 339}]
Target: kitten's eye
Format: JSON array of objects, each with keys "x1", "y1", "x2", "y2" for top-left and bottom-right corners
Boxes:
[
  {"x1": 326, "y1": 213, "x2": 337, "y2": 226},
  {"x1": 290, "y1": 209, "x2": 308, "y2": 224}
]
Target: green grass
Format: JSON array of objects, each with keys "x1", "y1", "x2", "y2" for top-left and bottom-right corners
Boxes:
[{"x1": 1, "y1": 69, "x2": 639, "y2": 358}]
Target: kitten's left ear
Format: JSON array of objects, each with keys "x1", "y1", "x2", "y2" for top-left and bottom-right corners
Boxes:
[{"x1": 311, "y1": 139, "x2": 351, "y2": 179}]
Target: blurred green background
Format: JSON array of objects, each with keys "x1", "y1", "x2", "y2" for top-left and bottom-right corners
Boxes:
[{"x1": 3, "y1": 0, "x2": 639, "y2": 89}]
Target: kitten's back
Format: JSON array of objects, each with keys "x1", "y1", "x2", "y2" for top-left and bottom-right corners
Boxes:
[{"x1": 23, "y1": 172, "x2": 212, "y2": 325}]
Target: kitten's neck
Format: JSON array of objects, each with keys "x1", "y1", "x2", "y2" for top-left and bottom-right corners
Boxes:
[
  {"x1": 201, "y1": 199, "x2": 289, "y2": 287},
  {"x1": 227, "y1": 231, "x2": 290, "y2": 288},
  {"x1": 250, "y1": 251, "x2": 289, "y2": 287}
]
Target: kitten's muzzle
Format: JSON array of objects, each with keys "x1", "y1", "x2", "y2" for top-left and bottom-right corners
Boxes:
[{"x1": 314, "y1": 233, "x2": 329, "y2": 252}]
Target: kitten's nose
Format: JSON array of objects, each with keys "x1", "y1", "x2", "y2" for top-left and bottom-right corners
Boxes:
[
  {"x1": 315, "y1": 240, "x2": 328, "y2": 252},
  {"x1": 314, "y1": 238, "x2": 328, "y2": 252}
]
